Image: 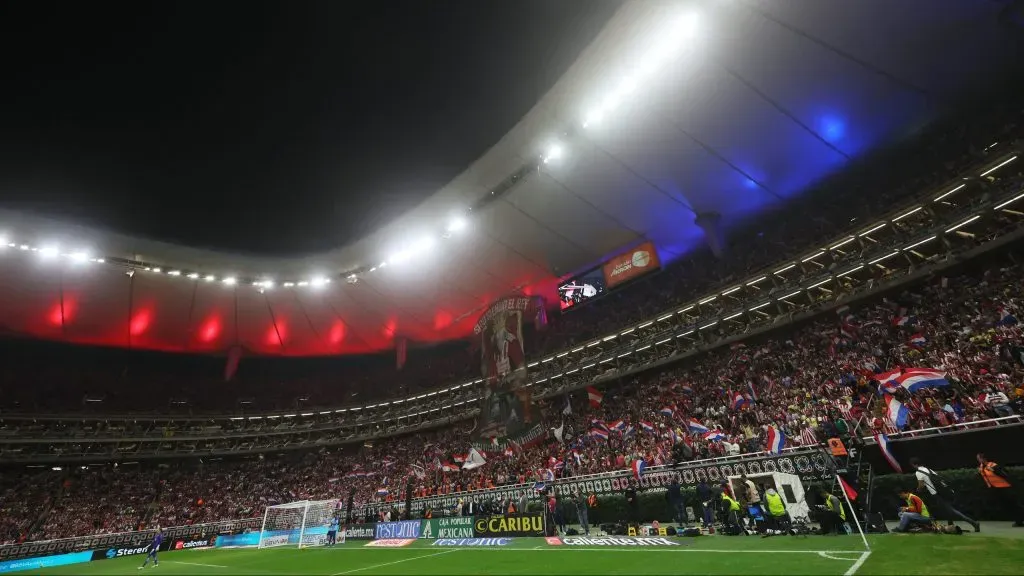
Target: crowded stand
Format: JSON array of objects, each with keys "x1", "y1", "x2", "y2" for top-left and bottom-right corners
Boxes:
[
  {"x1": 0, "y1": 96, "x2": 1023, "y2": 547},
  {"x1": 1, "y1": 238, "x2": 1021, "y2": 543}
]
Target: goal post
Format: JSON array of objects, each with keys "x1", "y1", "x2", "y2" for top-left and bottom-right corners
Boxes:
[{"x1": 258, "y1": 499, "x2": 341, "y2": 549}]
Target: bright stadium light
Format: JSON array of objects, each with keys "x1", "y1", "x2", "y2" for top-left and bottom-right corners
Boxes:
[
  {"x1": 167, "y1": 270, "x2": 181, "y2": 276},
  {"x1": 204, "y1": 274, "x2": 216, "y2": 282},
  {"x1": 390, "y1": 249, "x2": 410, "y2": 265},
  {"x1": 39, "y1": 245, "x2": 59, "y2": 260},
  {"x1": 187, "y1": 273, "x2": 199, "y2": 279},
  {"x1": 542, "y1": 142, "x2": 564, "y2": 164},
  {"x1": 310, "y1": 276, "x2": 328, "y2": 288},
  {"x1": 70, "y1": 251, "x2": 90, "y2": 263},
  {"x1": 446, "y1": 216, "x2": 467, "y2": 234},
  {"x1": 676, "y1": 11, "x2": 699, "y2": 37},
  {"x1": 223, "y1": 277, "x2": 237, "y2": 286},
  {"x1": 416, "y1": 236, "x2": 436, "y2": 253}
]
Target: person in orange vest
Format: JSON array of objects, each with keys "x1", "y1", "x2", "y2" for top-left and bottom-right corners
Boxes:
[
  {"x1": 977, "y1": 453, "x2": 1024, "y2": 527},
  {"x1": 894, "y1": 489, "x2": 933, "y2": 533}
]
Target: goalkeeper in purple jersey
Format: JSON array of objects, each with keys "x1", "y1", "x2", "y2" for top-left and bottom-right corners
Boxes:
[{"x1": 139, "y1": 528, "x2": 163, "y2": 569}]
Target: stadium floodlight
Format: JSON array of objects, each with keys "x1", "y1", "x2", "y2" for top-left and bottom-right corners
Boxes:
[
  {"x1": 39, "y1": 245, "x2": 59, "y2": 260},
  {"x1": 69, "y1": 251, "x2": 90, "y2": 263},
  {"x1": 310, "y1": 276, "x2": 328, "y2": 288},
  {"x1": 675, "y1": 11, "x2": 700, "y2": 37},
  {"x1": 542, "y1": 142, "x2": 564, "y2": 164},
  {"x1": 223, "y1": 277, "x2": 237, "y2": 285},
  {"x1": 446, "y1": 216, "x2": 467, "y2": 234},
  {"x1": 259, "y1": 499, "x2": 342, "y2": 549},
  {"x1": 390, "y1": 249, "x2": 410, "y2": 265},
  {"x1": 415, "y1": 236, "x2": 436, "y2": 254},
  {"x1": 167, "y1": 270, "x2": 181, "y2": 276},
  {"x1": 204, "y1": 274, "x2": 215, "y2": 282},
  {"x1": 187, "y1": 273, "x2": 199, "y2": 279}
]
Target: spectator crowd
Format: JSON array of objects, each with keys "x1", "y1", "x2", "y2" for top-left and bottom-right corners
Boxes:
[
  {"x1": 1, "y1": 84, "x2": 1023, "y2": 547},
  {"x1": 2, "y1": 243, "x2": 1022, "y2": 545}
]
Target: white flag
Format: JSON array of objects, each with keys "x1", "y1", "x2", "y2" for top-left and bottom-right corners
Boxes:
[{"x1": 462, "y1": 447, "x2": 487, "y2": 470}]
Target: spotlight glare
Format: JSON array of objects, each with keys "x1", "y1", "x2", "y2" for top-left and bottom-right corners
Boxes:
[
  {"x1": 167, "y1": 270, "x2": 181, "y2": 276},
  {"x1": 417, "y1": 236, "x2": 436, "y2": 253},
  {"x1": 310, "y1": 276, "x2": 328, "y2": 287},
  {"x1": 39, "y1": 245, "x2": 59, "y2": 259},
  {"x1": 223, "y1": 277, "x2": 236, "y2": 285},
  {"x1": 152, "y1": 267, "x2": 162, "y2": 273},
  {"x1": 677, "y1": 12, "x2": 699, "y2": 36},
  {"x1": 187, "y1": 273, "x2": 199, "y2": 279},
  {"x1": 204, "y1": 275, "x2": 215, "y2": 282},
  {"x1": 70, "y1": 251, "x2": 90, "y2": 263},
  {"x1": 390, "y1": 250, "x2": 409, "y2": 265},
  {"x1": 446, "y1": 216, "x2": 467, "y2": 233}
]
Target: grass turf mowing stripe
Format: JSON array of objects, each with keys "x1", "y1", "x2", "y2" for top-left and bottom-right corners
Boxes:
[
  {"x1": 329, "y1": 549, "x2": 458, "y2": 575},
  {"x1": 164, "y1": 561, "x2": 230, "y2": 568}
]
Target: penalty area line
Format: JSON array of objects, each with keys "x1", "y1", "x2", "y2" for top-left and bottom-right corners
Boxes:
[{"x1": 330, "y1": 549, "x2": 458, "y2": 575}]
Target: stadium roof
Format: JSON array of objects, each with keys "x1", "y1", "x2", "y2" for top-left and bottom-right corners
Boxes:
[{"x1": 0, "y1": 0, "x2": 1021, "y2": 355}]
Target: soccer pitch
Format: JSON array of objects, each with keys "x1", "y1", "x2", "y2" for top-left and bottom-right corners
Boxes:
[{"x1": 27, "y1": 533, "x2": 1024, "y2": 576}]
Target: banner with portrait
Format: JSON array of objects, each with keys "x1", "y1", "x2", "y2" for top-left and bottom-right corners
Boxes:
[{"x1": 473, "y1": 296, "x2": 544, "y2": 442}]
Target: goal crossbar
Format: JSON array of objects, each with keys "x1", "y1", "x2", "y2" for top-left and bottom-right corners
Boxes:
[{"x1": 259, "y1": 499, "x2": 341, "y2": 549}]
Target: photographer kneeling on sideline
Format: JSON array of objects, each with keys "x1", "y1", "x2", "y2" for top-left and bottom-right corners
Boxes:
[
  {"x1": 762, "y1": 487, "x2": 790, "y2": 535},
  {"x1": 817, "y1": 487, "x2": 846, "y2": 535},
  {"x1": 893, "y1": 488, "x2": 934, "y2": 533}
]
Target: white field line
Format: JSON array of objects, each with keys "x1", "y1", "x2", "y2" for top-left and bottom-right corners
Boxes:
[
  {"x1": 164, "y1": 560, "x2": 231, "y2": 568},
  {"x1": 844, "y1": 551, "x2": 872, "y2": 576},
  {"x1": 818, "y1": 552, "x2": 860, "y2": 561},
  {"x1": 330, "y1": 549, "x2": 458, "y2": 575},
  {"x1": 314, "y1": 547, "x2": 869, "y2": 554}
]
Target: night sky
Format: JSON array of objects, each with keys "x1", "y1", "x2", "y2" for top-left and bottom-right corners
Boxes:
[{"x1": 0, "y1": 0, "x2": 620, "y2": 255}]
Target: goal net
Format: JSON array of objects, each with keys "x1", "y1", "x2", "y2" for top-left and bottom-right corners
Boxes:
[{"x1": 258, "y1": 499, "x2": 342, "y2": 548}]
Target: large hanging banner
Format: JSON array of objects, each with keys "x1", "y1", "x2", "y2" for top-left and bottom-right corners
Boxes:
[{"x1": 474, "y1": 296, "x2": 544, "y2": 443}]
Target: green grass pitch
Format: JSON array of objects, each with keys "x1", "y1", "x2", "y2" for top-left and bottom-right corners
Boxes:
[{"x1": 26, "y1": 533, "x2": 1024, "y2": 575}]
